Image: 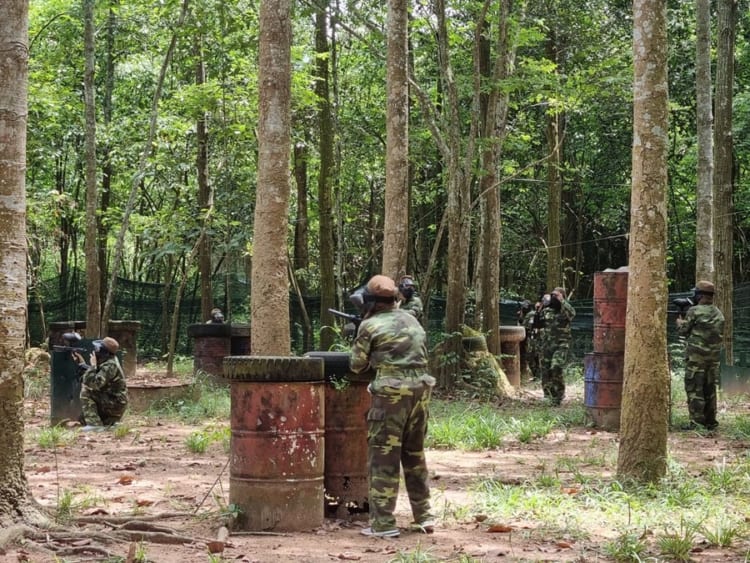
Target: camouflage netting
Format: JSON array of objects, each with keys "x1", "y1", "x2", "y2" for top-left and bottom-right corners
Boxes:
[{"x1": 28, "y1": 269, "x2": 750, "y2": 372}]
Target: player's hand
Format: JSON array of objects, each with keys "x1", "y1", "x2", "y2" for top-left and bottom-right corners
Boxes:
[{"x1": 72, "y1": 352, "x2": 84, "y2": 364}]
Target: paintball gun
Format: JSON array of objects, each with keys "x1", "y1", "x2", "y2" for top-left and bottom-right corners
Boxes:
[
  {"x1": 328, "y1": 308, "x2": 362, "y2": 326},
  {"x1": 328, "y1": 308, "x2": 362, "y2": 339},
  {"x1": 52, "y1": 332, "x2": 87, "y2": 355},
  {"x1": 672, "y1": 297, "x2": 695, "y2": 317}
]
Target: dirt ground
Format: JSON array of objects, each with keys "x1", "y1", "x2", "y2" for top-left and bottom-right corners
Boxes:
[{"x1": 12, "y1": 370, "x2": 750, "y2": 563}]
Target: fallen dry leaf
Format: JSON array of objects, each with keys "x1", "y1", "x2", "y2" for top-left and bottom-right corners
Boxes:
[
  {"x1": 561, "y1": 487, "x2": 580, "y2": 495},
  {"x1": 556, "y1": 541, "x2": 572, "y2": 549},
  {"x1": 474, "y1": 514, "x2": 488, "y2": 522},
  {"x1": 135, "y1": 499, "x2": 154, "y2": 507},
  {"x1": 487, "y1": 524, "x2": 513, "y2": 533},
  {"x1": 117, "y1": 475, "x2": 133, "y2": 485}
]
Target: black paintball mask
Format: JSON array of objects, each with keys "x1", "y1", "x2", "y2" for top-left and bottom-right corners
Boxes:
[
  {"x1": 92, "y1": 340, "x2": 112, "y2": 362},
  {"x1": 349, "y1": 285, "x2": 396, "y2": 316},
  {"x1": 398, "y1": 277, "x2": 416, "y2": 300}
]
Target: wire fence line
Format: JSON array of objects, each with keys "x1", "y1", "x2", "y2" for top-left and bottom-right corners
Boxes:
[{"x1": 28, "y1": 270, "x2": 750, "y2": 371}]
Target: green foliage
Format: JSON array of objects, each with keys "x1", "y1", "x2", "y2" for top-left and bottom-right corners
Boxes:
[
  {"x1": 603, "y1": 530, "x2": 648, "y2": 562},
  {"x1": 656, "y1": 517, "x2": 699, "y2": 562},
  {"x1": 185, "y1": 426, "x2": 230, "y2": 454},
  {"x1": 35, "y1": 426, "x2": 78, "y2": 449},
  {"x1": 147, "y1": 378, "x2": 230, "y2": 424}
]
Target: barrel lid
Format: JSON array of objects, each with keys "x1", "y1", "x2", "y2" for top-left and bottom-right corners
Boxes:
[{"x1": 223, "y1": 355, "x2": 324, "y2": 382}]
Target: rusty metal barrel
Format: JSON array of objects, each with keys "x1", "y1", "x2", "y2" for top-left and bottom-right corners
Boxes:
[
  {"x1": 224, "y1": 356, "x2": 325, "y2": 531},
  {"x1": 585, "y1": 268, "x2": 628, "y2": 430},
  {"x1": 305, "y1": 351, "x2": 371, "y2": 520},
  {"x1": 499, "y1": 325, "x2": 527, "y2": 387}
]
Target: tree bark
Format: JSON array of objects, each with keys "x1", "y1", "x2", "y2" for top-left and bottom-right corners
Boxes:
[
  {"x1": 316, "y1": 2, "x2": 336, "y2": 351},
  {"x1": 694, "y1": 0, "x2": 714, "y2": 280},
  {"x1": 478, "y1": 0, "x2": 515, "y2": 356},
  {"x1": 617, "y1": 0, "x2": 670, "y2": 482},
  {"x1": 195, "y1": 35, "x2": 214, "y2": 323},
  {"x1": 382, "y1": 0, "x2": 409, "y2": 279},
  {"x1": 713, "y1": 0, "x2": 736, "y2": 364},
  {"x1": 251, "y1": 0, "x2": 292, "y2": 355},
  {"x1": 0, "y1": 0, "x2": 45, "y2": 525},
  {"x1": 99, "y1": 0, "x2": 117, "y2": 314},
  {"x1": 83, "y1": 0, "x2": 102, "y2": 336}
]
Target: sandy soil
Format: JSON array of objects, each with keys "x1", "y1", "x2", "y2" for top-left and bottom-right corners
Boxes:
[{"x1": 12, "y1": 376, "x2": 750, "y2": 563}]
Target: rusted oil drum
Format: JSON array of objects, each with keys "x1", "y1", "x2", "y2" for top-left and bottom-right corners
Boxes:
[
  {"x1": 498, "y1": 326, "x2": 527, "y2": 387},
  {"x1": 586, "y1": 268, "x2": 628, "y2": 430},
  {"x1": 224, "y1": 356, "x2": 325, "y2": 531},
  {"x1": 592, "y1": 269, "x2": 628, "y2": 354},
  {"x1": 584, "y1": 352, "x2": 623, "y2": 430},
  {"x1": 305, "y1": 351, "x2": 371, "y2": 520},
  {"x1": 188, "y1": 323, "x2": 231, "y2": 378}
]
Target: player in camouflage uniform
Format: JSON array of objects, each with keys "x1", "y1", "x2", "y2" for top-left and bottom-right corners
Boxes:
[
  {"x1": 75, "y1": 337, "x2": 128, "y2": 427},
  {"x1": 397, "y1": 275, "x2": 424, "y2": 320},
  {"x1": 522, "y1": 300, "x2": 545, "y2": 381},
  {"x1": 676, "y1": 280, "x2": 724, "y2": 430},
  {"x1": 350, "y1": 275, "x2": 436, "y2": 538},
  {"x1": 540, "y1": 288, "x2": 575, "y2": 405}
]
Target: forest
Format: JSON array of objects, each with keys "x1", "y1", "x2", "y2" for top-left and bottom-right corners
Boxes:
[
  {"x1": 6, "y1": 1, "x2": 750, "y2": 560},
  {"x1": 20, "y1": 0, "x2": 750, "y2": 358}
]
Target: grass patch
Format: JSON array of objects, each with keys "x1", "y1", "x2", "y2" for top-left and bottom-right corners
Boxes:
[
  {"x1": 426, "y1": 386, "x2": 750, "y2": 560},
  {"x1": 146, "y1": 376, "x2": 230, "y2": 423},
  {"x1": 35, "y1": 426, "x2": 78, "y2": 448},
  {"x1": 185, "y1": 425, "x2": 230, "y2": 454}
]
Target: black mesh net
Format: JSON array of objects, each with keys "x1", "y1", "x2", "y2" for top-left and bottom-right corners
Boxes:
[{"x1": 28, "y1": 270, "x2": 750, "y2": 371}]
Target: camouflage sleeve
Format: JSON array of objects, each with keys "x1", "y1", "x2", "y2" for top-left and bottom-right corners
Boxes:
[
  {"x1": 562, "y1": 300, "x2": 576, "y2": 320},
  {"x1": 350, "y1": 323, "x2": 373, "y2": 374},
  {"x1": 677, "y1": 308, "x2": 695, "y2": 338},
  {"x1": 82, "y1": 361, "x2": 117, "y2": 391}
]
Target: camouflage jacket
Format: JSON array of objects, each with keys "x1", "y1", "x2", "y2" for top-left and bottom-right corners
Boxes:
[
  {"x1": 82, "y1": 357, "x2": 128, "y2": 401},
  {"x1": 677, "y1": 303, "x2": 725, "y2": 361},
  {"x1": 400, "y1": 294, "x2": 424, "y2": 320},
  {"x1": 350, "y1": 308, "x2": 431, "y2": 380},
  {"x1": 541, "y1": 300, "x2": 575, "y2": 345}
]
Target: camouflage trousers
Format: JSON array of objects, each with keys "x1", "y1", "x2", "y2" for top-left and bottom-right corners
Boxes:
[
  {"x1": 80, "y1": 386, "x2": 127, "y2": 426},
  {"x1": 541, "y1": 343, "x2": 568, "y2": 405},
  {"x1": 684, "y1": 358, "x2": 719, "y2": 428},
  {"x1": 367, "y1": 375, "x2": 434, "y2": 531}
]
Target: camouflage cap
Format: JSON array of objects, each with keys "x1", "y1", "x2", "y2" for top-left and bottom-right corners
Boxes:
[
  {"x1": 366, "y1": 275, "x2": 398, "y2": 299},
  {"x1": 695, "y1": 280, "x2": 715, "y2": 294},
  {"x1": 101, "y1": 336, "x2": 119, "y2": 354}
]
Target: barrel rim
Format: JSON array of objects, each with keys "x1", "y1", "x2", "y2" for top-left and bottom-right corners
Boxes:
[{"x1": 223, "y1": 355, "x2": 324, "y2": 381}]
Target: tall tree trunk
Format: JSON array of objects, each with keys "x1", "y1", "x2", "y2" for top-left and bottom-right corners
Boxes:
[
  {"x1": 293, "y1": 140, "x2": 312, "y2": 351},
  {"x1": 382, "y1": 0, "x2": 409, "y2": 279},
  {"x1": 251, "y1": 0, "x2": 292, "y2": 355},
  {"x1": 695, "y1": 0, "x2": 714, "y2": 280},
  {"x1": 316, "y1": 2, "x2": 336, "y2": 351},
  {"x1": 617, "y1": 0, "x2": 669, "y2": 483},
  {"x1": 293, "y1": 141, "x2": 309, "y2": 279},
  {"x1": 478, "y1": 0, "x2": 515, "y2": 356},
  {"x1": 439, "y1": 0, "x2": 471, "y2": 386},
  {"x1": 83, "y1": 0, "x2": 102, "y2": 337},
  {"x1": 0, "y1": 0, "x2": 45, "y2": 525},
  {"x1": 195, "y1": 35, "x2": 214, "y2": 323},
  {"x1": 545, "y1": 33, "x2": 562, "y2": 292},
  {"x1": 101, "y1": 0, "x2": 189, "y2": 332},
  {"x1": 713, "y1": 0, "x2": 736, "y2": 364},
  {"x1": 99, "y1": 0, "x2": 116, "y2": 314}
]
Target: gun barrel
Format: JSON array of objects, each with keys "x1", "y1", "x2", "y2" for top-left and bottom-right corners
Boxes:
[
  {"x1": 328, "y1": 308, "x2": 359, "y2": 322},
  {"x1": 53, "y1": 345, "x2": 87, "y2": 354}
]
